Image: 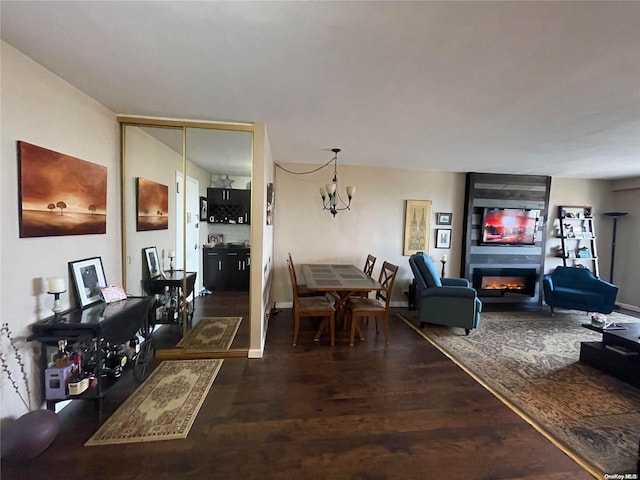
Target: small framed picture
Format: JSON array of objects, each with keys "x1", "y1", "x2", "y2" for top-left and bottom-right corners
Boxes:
[
  {"x1": 435, "y1": 229, "x2": 452, "y2": 249},
  {"x1": 143, "y1": 246, "x2": 163, "y2": 279},
  {"x1": 199, "y1": 196, "x2": 208, "y2": 221},
  {"x1": 69, "y1": 257, "x2": 108, "y2": 309},
  {"x1": 436, "y1": 212, "x2": 452, "y2": 225}
]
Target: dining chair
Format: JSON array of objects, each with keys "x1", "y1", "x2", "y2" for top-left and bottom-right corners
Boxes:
[
  {"x1": 356, "y1": 253, "x2": 378, "y2": 301},
  {"x1": 288, "y1": 253, "x2": 326, "y2": 297},
  {"x1": 363, "y1": 254, "x2": 377, "y2": 277},
  {"x1": 287, "y1": 259, "x2": 336, "y2": 346},
  {"x1": 346, "y1": 261, "x2": 399, "y2": 346}
]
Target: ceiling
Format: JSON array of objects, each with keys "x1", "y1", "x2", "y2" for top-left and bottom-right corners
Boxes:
[{"x1": 2, "y1": 1, "x2": 639, "y2": 180}]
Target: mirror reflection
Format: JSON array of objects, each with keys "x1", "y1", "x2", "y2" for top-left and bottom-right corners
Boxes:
[{"x1": 122, "y1": 122, "x2": 252, "y2": 354}]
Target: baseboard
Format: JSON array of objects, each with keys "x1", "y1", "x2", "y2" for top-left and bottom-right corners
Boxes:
[
  {"x1": 248, "y1": 348, "x2": 263, "y2": 359},
  {"x1": 616, "y1": 302, "x2": 640, "y2": 313}
]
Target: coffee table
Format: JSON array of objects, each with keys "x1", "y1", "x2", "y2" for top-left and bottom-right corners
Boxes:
[{"x1": 580, "y1": 322, "x2": 640, "y2": 387}]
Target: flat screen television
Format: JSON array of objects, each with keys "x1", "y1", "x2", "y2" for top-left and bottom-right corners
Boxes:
[{"x1": 481, "y1": 208, "x2": 539, "y2": 245}]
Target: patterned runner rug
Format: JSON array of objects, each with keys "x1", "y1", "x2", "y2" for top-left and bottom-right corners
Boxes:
[
  {"x1": 398, "y1": 309, "x2": 640, "y2": 477},
  {"x1": 85, "y1": 359, "x2": 223, "y2": 445},
  {"x1": 177, "y1": 316, "x2": 241, "y2": 350}
]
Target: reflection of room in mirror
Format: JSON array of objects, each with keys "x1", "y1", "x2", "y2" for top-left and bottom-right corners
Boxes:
[{"x1": 121, "y1": 120, "x2": 253, "y2": 354}]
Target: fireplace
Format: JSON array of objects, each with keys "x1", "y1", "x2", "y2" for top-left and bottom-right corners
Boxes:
[{"x1": 472, "y1": 268, "x2": 537, "y2": 297}]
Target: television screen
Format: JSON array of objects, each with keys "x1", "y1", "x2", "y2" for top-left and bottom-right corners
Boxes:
[{"x1": 481, "y1": 208, "x2": 539, "y2": 245}]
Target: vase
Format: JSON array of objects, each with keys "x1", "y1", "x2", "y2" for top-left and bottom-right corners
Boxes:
[{"x1": 0, "y1": 409, "x2": 60, "y2": 461}]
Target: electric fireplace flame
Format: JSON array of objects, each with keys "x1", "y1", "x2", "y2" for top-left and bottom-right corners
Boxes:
[{"x1": 481, "y1": 276, "x2": 526, "y2": 290}]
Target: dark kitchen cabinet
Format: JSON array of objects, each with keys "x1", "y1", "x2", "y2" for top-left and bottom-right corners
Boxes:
[
  {"x1": 203, "y1": 247, "x2": 250, "y2": 291},
  {"x1": 207, "y1": 188, "x2": 250, "y2": 224}
]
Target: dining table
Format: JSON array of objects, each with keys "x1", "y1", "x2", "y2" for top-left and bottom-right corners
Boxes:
[{"x1": 300, "y1": 263, "x2": 383, "y2": 342}]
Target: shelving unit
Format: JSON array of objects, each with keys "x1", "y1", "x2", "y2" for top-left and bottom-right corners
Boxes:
[{"x1": 556, "y1": 205, "x2": 599, "y2": 277}]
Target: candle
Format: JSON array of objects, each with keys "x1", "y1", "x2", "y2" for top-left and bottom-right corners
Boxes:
[
  {"x1": 48, "y1": 277, "x2": 65, "y2": 293},
  {"x1": 168, "y1": 249, "x2": 175, "y2": 258},
  {"x1": 441, "y1": 255, "x2": 448, "y2": 263}
]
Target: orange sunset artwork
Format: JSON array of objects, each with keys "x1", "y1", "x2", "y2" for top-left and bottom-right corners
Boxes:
[
  {"x1": 136, "y1": 177, "x2": 169, "y2": 231},
  {"x1": 19, "y1": 141, "x2": 107, "y2": 238}
]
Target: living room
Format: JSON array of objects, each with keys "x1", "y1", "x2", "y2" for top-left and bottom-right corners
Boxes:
[{"x1": 1, "y1": 2, "x2": 639, "y2": 478}]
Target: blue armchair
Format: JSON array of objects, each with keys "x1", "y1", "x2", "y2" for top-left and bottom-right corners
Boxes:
[
  {"x1": 542, "y1": 266, "x2": 618, "y2": 315},
  {"x1": 408, "y1": 252, "x2": 482, "y2": 335}
]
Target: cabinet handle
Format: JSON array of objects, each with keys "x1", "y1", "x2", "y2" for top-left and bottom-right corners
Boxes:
[{"x1": 218, "y1": 260, "x2": 222, "y2": 270}]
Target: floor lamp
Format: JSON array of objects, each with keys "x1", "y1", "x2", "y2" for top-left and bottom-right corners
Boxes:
[{"x1": 604, "y1": 212, "x2": 628, "y2": 283}]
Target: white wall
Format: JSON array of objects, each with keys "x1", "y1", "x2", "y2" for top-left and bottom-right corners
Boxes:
[
  {"x1": 607, "y1": 177, "x2": 640, "y2": 308},
  {"x1": 249, "y1": 123, "x2": 275, "y2": 357},
  {"x1": 1, "y1": 42, "x2": 119, "y2": 418}
]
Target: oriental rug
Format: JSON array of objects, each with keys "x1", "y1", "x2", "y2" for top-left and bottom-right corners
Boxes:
[
  {"x1": 398, "y1": 309, "x2": 640, "y2": 477},
  {"x1": 176, "y1": 316, "x2": 241, "y2": 350},
  {"x1": 85, "y1": 359, "x2": 222, "y2": 445}
]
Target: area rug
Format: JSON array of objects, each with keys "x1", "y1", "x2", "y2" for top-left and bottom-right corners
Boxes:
[
  {"x1": 398, "y1": 309, "x2": 640, "y2": 477},
  {"x1": 176, "y1": 317, "x2": 241, "y2": 350},
  {"x1": 85, "y1": 359, "x2": 223, "y2": 446}
]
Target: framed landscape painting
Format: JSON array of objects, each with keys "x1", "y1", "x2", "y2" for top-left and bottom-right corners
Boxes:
[
  {"x1": 18, "y1": 141, "x2": 107, "y2": 238},
  {"x1": 136, "y1": 177, "x2": 169, "y2": 231}
]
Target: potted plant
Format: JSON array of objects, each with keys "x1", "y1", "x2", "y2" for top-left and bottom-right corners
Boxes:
[{"x1": 1, "y1": 322, "x2": 60, "y2": 460}]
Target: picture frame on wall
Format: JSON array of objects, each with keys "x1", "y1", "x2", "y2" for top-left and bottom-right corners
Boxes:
[
  {"x1": 436, "y1": 212, "x2": 452, "y2": 225},
  {"x1": 266, "y1": 182, "x2": 275, "y2": 225},
  {"x1": 435, "y1": 229, "x2": 452, "y2": 249},
  {"x1": 69, "y1": 256, "x2": 108, "y2": 309},
  {"x1": 136, "y1": 177, "x2": 169, "y2": 231},
  {"x1": 143, "y1": 246, "x2": 163, "y2": 279},
  {"x1": 403, "y1": 200, "x2": 432, "y2": 256},
  {"x1": 18, "y1": 141, "x2": 107, "y2": 238},
  {"x1": 199, "y1": 196, "x2": 208, "y2": 221}
]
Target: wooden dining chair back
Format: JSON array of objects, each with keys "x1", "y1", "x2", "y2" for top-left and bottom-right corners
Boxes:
[
  {"x1": 288, "y1": 253, "x2": 325, "y2": 297},
  {"x1": 363, "y1": 254, "x2": 377, "y2": 277},
  {"x1": 287, "y1": 259, "x2": 336, "y2": 346},
  {"x1": 346, "y1": 261, "x2": 399, "y2": 346}
]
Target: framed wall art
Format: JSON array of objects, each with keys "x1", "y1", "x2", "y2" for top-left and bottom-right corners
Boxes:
[
  {"x1": 266, "y1": 182, "x2": 275, "y2": 225},
  {"x1": 144, "y1": 246, "x2": 163, "y2": 279},
  {"x1": 199, "y1": 196, "x2": 208, "y2": 221},
  {"x1": 403, "y1": 200, "x2": 432, "y2": 255},
  {"x1": 436, "y1": 212, "x2": 452, "y2": 225},
  {"x1": 435, "y1": 229, "x2": 452, "y2": 249},
  {"x1": 18, "y1": 141, "x2": 107, "y2": 238},
  {"x1": 69, "y1": 256, "x2": 107, "y2": 309},
  {"x1": 136, "y1": 177, "x2": 169, "y2": 231}
]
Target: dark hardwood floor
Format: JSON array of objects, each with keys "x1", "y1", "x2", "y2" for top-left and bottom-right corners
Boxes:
[
  {"x1": 1, "y1": 302, "x2": 598, "y2": 480},
  {"x1": 152, "y1": 291, "x2": 251, "y2": 351}
]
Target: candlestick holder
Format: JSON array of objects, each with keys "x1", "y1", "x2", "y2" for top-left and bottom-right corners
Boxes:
[
  {"x1": 48, "y1": 290, "x2": 67, "y2": 320},
  {"x1": 168, "y1": 254, "x2": 175, "y2": 275},
  {"x1": 440, "y1": 257, "x2": 448, "y2": 278}
]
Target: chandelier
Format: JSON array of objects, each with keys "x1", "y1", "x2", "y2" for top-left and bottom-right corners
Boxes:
[{"x1": 319, "y1": 148, "x2": 355, "y2": 217}]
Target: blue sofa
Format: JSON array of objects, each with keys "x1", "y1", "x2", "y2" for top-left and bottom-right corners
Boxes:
[
  {"x1": 542, "y1": 266, "x2": 619, "y2": 315},
  {"x1": 408, "y1": 252, "x2": 482, "y2": 335}
]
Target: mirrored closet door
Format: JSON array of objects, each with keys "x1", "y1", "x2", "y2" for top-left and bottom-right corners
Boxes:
[{"x1": 121, "y1": 118, "x2": 253, "y2": 356}]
